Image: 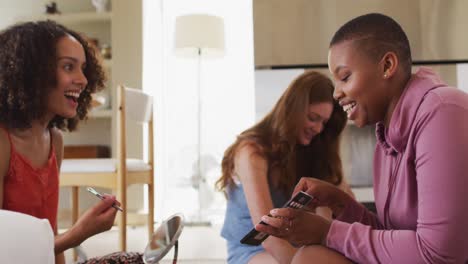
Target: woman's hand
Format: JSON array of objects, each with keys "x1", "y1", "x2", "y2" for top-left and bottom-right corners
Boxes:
[
  {"x1": 255, "y1": 208, "x2": 331, "y2": 247},
  {"x1": 72, "y1": 194, "x2": 120, "y2": 241},
  {"x1": 55, "y1": 194, "x2": 120, "y2": 254},
  {"x1": 294, "y1": 177, "x2": 352, "y2": 217}
]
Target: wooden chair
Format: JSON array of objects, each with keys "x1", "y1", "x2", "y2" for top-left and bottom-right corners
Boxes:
[{"x1": 60, "y1": 85, "x2": 154, "y2": 252}]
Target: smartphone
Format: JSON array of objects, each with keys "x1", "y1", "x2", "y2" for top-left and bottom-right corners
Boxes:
[
  {"x1": 240, "y1": 191, "x2": 313, "y2": 246},
  {"x1": 86, "y1": 187, "x2": 124, "y2": 212}
]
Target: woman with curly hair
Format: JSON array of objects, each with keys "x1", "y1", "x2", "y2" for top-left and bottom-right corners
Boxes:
[
  {"x1": 216, "y1": 71, "x2": 354, "y2": 264},
  {"x1": 0, "y1": 20, "x2": 120, "y2": 263}
]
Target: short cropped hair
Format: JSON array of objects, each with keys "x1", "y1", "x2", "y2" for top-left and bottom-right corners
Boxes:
[
  {"x1": 0, "y1": 20, "x2": 106, "y2": 131},
  {"x1": 330, "y1": 13, "x2": 412, "y2": 76}
]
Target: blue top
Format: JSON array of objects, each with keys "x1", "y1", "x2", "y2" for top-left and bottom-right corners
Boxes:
[{"x1": 221, "y1": 183, "x2": 288, "y2": 264}]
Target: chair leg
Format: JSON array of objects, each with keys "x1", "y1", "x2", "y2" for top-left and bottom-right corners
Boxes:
[
  {"x1": 118, "y1": 210, "x2": 127, "y2": 251},
  {"x1": 148, "y1": 183, "x2": 154, "y2": 239},
  {"x1": 72, "y1": 186, "x2": 79, "y2": 261},
  {"x1": 117, "y1": 190, "x2": 127, "y2": 251}
]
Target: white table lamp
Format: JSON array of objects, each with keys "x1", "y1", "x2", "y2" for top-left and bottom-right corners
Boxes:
[
  {"x1": 174, "y1": 14, "x2": 225, "y2": 225},
  {"x1": 175, "y1": 14, "x2": 225, "y2": 58}
]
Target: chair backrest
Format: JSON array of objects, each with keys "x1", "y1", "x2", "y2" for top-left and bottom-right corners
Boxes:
[
  {"x1": 115, "y1": 84, "x2": 154, "y2": 213},
  {"x1": 120, "y1": 85, "x2": 153, "y2": 124},
  {"x1": 0, "y1": 210, "x2": 55, "y2": 264},
  {"x1": 116, "y1": 84, "x2": 154, "y2": 167}
]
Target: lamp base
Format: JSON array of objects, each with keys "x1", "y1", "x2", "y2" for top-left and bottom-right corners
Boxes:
[
  {"x1": 185, "y1": 221, "x2": 211, "y2": 227},
  {"x1": 184, "y1": 210, "x2": 211, "y2": 227}
]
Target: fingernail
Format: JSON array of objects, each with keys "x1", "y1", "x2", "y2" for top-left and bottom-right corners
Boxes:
[{"x1": 270, "y1": 209, "x2": 277, "y2": 215}]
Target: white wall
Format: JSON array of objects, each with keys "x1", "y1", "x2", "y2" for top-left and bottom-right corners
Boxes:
[{"x1": 255, "y1": 69, "x2": 304, "y2": 120}]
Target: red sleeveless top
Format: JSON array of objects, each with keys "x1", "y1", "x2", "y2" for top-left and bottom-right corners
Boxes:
[{"x1": 2, "y1": 128, "x2": 59, "y2": 231}]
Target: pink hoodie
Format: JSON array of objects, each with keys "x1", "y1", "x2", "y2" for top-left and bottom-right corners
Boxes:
[{"x1": 326, "y1": 68, "x2": 468, "y2": 263}]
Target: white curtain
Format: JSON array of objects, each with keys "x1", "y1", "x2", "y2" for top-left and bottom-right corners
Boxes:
[{"x1": 143, "y1": 0, "x2": 255, "y2": 222}]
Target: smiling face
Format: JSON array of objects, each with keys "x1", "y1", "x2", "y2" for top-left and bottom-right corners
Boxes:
[
  {"x1": 46, "y1": 35, "x2": 88, "y2": 119},
  {"x1": 328, "y1": 40, "x2": 390, "y2": 127},
  {"x1": 297, "y1": 102, "x2": 333, "y2": 145}
]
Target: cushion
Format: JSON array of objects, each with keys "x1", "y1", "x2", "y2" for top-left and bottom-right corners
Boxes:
[
  {"x1": 61, "y1": 158, "x2": 151, "y2": 173},
  {"x1": 0, "y1": 210, "x2": 55, "y2": 264}
]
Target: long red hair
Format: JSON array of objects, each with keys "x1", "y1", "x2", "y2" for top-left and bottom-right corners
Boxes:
[{"x1": 216, "y1": 71, "x2": 347, "y2": 196}]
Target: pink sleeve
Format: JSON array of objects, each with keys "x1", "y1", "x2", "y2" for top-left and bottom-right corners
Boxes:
[
  {"x1": 334, "y1": 197, "x2": 383, "y2": 229},
  {"x1": 326, "y1": 103, "x2": 468, "y2": 263}
]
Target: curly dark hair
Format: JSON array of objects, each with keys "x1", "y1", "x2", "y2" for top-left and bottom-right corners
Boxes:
[{"x1": 0, "y1": 20, "x2": 106, "y2": 131}]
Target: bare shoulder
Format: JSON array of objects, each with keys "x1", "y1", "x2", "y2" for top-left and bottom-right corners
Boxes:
[
  {"x1": 50, "y1": 128, "x2": 64, "y2": 167},
  {"x1": 0, "y1": 128, "x2": 11, "y2": 174},
  {"x1": 0, "y1": 127, "x2": 10, "y2": 153},
  {"x1": 50, "y1": 128, "x2": 63, "y2": 152},
  {"x1": 235, "y1": 141, "x2": 267, "y2": 166},
  {"x1": 233, "y1": 141, "x2": 270, "y2": 184},
  {"x1": 0, "y1": 127, "x2": 10, "y2": 206},
  {"x1": 50, "y1": 127, "x2": 63, "y2": 143}
]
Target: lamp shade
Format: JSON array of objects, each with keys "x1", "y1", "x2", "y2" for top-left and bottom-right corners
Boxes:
[{"x1": 174, "y1": 14, "x2": 225, "y2": 58}]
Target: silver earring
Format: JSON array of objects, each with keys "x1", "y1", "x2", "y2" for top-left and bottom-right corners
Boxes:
[{"x1": 384, "y1": 73, "x2": 388, "y2": 78}]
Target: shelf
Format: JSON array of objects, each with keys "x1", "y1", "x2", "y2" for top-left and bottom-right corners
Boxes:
[
  {"x1": 102, "y1": 59, "x2": 112, "y2": 69},
  {"x1": 30, "y1": 11, "x2": 112, "y2": 24},
  {"x1": 88, "y1": 109, "x2": 112, "y2": 118},
  {"x1": 91, "y1": 93, "x2": 107, "y2": 107}
]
